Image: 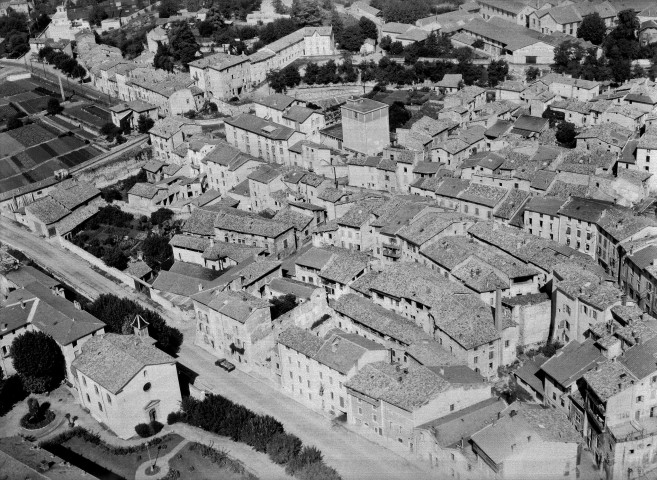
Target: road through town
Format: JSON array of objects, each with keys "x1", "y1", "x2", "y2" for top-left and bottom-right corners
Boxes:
[{"x1": 0, "y1": 216, "x2": 435, "y2": 480}]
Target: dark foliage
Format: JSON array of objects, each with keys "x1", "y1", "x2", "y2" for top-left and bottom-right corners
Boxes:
[
  {"x1": 358, "y1": 17, "x2": 378, "y2": 42},
  {"x1": 103, "y1": 246, "x2": 129, "y2": 270},
  {"x1": 389, "y1": 101, "x2": 411, "y2": 131},
  {"x1": 150, "y1": 208, "x2": 174, "y2": 226},
  {"x1": 135, "y1": 420, "x2": 163, "y2": 437},
  {"x1": 21, "y1": 399, "x2": 55, "y2": 429},
  {"x1": 11, "y1": 331, "x2": 65, "y2": 393},
  {"x1": 177, "y1": 394, "x2": 340, "y2": 478},
  {"x1": 141, "y1": 234, "x2": 172, "y2": 269},
  {"x1": 0, "y1": 374, "x2": 27, "y2": 416},
  {"x1": 267, "y1": 432, "x2": 302, "y2": 465},
  {"x1": 88, "y1": 205, "x2": 134, "y2": 229},
  {"x1": 577, "y1": 12, "x2": 606, "y2": 45},
  {"x1": 168, "y1": 21, "x2": 200, "y2": 68},
  {"x1": 6, "y1": 114, "x2": 22, "y2": 130},
  {"x1": 138, "y1": 114, "x2": 155, "y2": 134},
  {"x1": 86, "y1": 294, "x2": 183, "y2": 355},
  {"x1": 555, "y1": 121, "x2": 577, "y2": 147},
  {"x1": 46, "y1": 98, "x2": 62, "y2": 115},
  {"x1": 526, "y1": 66, "x2": 540, "y2": 82},
  {"x1": 158, "y1": 0, "x2": 179, "y2": 18}
]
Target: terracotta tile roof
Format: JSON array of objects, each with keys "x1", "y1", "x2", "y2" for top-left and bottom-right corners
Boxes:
[
  {"x1": 72, "y1": 334, "x2": 174, "y2": 394},
  {"x1": 192, "y1": 289, "x2": 270, "y2": 322},
  {"x1": 5, "y1": 282, "x2": 105, "y2": 346}
]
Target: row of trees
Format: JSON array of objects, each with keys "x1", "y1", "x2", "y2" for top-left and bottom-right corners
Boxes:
[
  {"x1": 268, "y1": 50, "x2": 510, "y2": 93},
  {"x1": 38, "y1": 45, "x2": 86, "y2": 79},
  {"x1": 173, "y1": 394, "x2": 341, "y2": 480}
]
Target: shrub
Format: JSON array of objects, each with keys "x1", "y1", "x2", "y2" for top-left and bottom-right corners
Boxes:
[
  {"x1": 294, "y1": 461, "x2": 342, "y2": 480},
  {"x1": 167, "y1": 411, "x2": 184, "y2": 425},
  {"x1": 266, "y1": 432, "x2": 302, "y2": 465},
  {"x1": 135, "y1": 423, "x2": 152, "y2": 438},
  {"x1": 150, "y1": 420, "x2": 163, "y2": 435},
  {"x1": 286, "y1": 446, "x2": 323, "y2": 476},
  {"x1": 150, "y1": 208, "x2": 174, "y2": 226}
]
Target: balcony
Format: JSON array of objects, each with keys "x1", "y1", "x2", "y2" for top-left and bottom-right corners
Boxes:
[
  {"x1": 383, "y1": 248, "x2": 400, "y2": 259},
  {"x1": 383, "y1": 242, "x2": 400, "y2": 250}
]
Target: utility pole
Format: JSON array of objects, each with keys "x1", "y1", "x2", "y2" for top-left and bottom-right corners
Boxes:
[{"x1": 58, "y1": 75, "x2": 65, "y2": 102}]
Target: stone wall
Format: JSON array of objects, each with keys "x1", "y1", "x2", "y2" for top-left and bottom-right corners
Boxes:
[
  {"x1": 76, "y1": 147, "x2": 151, "y2": 187},
  {"x1": 285, "y1": 82, "x2": 377, "y2": 102},
  {"x1": 212, "y1": 99, "x2": 254, "y2": 116}
]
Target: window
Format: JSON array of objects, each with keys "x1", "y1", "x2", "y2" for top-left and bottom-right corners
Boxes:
[
  {"x1": 450, "y1": 404, "x2": 455, "y2": 411},
  {"x1": 82, "y1": 376, "x2": 87, "y2": 386},
  {"x1": 106, "y1": 394, "x2": 112, "y2": 404},
  {"x1": 94, "y1": 385, "x2": 99, "y2": 395},
  {"x1": 474, "y1": 356, "x2": 478, "y2": 364},
  {"x1": 637, "y1": 395, "x2": 644, "y2": 403},
  {"x1": 143, "y1": 382, "x2": 151, "y2": 392},
  {"x1": 86, "y1": 394, "x2": 90, "y2": 403},
  {"x1": 505, "y1": 340, "x2": 510, "y2": 348},
  {"x1": 98, "y1": 402, "x2": 103, "y2": 412},
  {"x1": 489, "y1": 351, "x2": 494, "y2": 359}
]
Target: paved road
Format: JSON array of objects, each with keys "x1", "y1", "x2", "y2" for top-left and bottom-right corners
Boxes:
[{"x1": 0, "y1": 217, "x2": 435, "y2": 480}]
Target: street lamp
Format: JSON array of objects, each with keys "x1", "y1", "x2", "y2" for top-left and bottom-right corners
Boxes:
[{"x1": 152, "y1": 445, "x2": 162, "y2": 470}]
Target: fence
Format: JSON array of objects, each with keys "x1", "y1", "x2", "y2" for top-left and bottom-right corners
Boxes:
[{"x1": 57, "y1": 236, "x2": 136, "y2": 289}]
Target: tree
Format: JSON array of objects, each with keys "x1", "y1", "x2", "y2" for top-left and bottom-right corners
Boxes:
[
  {"x1": 304, "y1": 62, "x2": 320, "y2": 85},
  {"x1": 6, "y1": 114, "x2": 21, "y2": 130},
  {"x1": 389, "y1": 41, "x2": 404, "y2": 55},
  {"x1": 359, "y1": 16, "x2": 378, "y2": 41},
  {"x1": 100, "y1": 122, "x2": 121, "y2": 141},
  {"x1": 604, "y1": 9, "x2": 640, "y2": 65},
  {"x1": 270, "y1": 294, "x2": 298, "y2": 319},
  {"x1": 526, "y1": 66, "x2": 540, "y2": 82},
  {"x1": 168, "y1": 21, "x2": 199, "y2": 67},
  {"x1": 153, "y1": 42, "x2": 174, "y2": 72},
  {"x1": 632, "y1": 62, "x2": 646, "y2": 78},
  {"x1": 150, "y1": 208, "x2": 174, "y2": 225},
  {"x1": 86, "y1": 294, "x2": 183, "y2": 355},
  {"x1": 487, "y1": 59, "x2": 508, "y2": 87},
  {"x1": 141, "y1": 234, "x2": 172, "y2": 269},
  {"x1": 389, "y1": 101, "x2": 411, "y2": 131},
  {"x1": 330, "y1": 10, "x2": 343, "y2": 42},
  {"x1": 291, "y1": 0, "x2": 322, "y2": 27},
  {"x1": 87, "y1": 4, "x2": 108, "y2": 27},
  {"x1": 46, "y1": 98, "x2": 62, "y2": 115},
  {"x1": 338, "y1": 25, "x2": 364, "y2": 52},
  {"x1": 267, "y1": 69, "x2": 288, "y2": 93},
  {"x1": 103, "y1": 246, "x2": 128, "y2": 270},
  {"x1": 158, "y1": 0, "x2": 178, "y2": 18},
  {"x1": 555, "y1": 121, "x2": 577, "y2": 147},
  {"x1": 380, "y1": 35, "x2": 392, "y2": 52},
  {"x1": 273, "y1": 0, "x2": 287, "y2": 13},
  {"x1": 198, "y1": 20, "x2": 215, "y2": 37},
  {"x1": 282, "y1": 64, "x2": 301, "y2": 89},
  {"x1": 552, "y1": 39, "x2": 585, "y2": 75},
  {"x1": 11, "y1": 331, "x2": 65, "y2": 393},
  {"x1": 577, "y1": 13, "x2": 606, "y2": 45},
  {"x1": 137, "y1": 114, "x2": 155, "y2": 134}
]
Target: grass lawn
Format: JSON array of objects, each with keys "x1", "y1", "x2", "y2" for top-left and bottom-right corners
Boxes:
[
  {"x1": 167, "y1": 442, "x2": 257, "y2": 480},
  {"x1": 63, "y1": 433, "x2": 184, "y2": 480}
]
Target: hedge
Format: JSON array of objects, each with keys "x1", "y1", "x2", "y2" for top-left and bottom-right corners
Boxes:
[{"x1": 175, "y1": 394, "x2": 341, "y2": 480}]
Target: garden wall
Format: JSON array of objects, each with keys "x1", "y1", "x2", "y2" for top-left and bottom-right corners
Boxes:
[
  {"x1": 57, "y1": 236, "x2": 136, "y2": 289},
  {"x1": 212, "y1": 99, "x2": 253, "y2": 116},
  {"x1": 77, "y1": 149, "x2": 150, "y2": 188},
  {"x1": 285, "y1": 82, "x2": 376, "y2": 102}
]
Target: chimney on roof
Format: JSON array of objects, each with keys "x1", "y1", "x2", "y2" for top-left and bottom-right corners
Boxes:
[
  {"x1": 494, "y1": 287, "x2": 503, "y2": 332},
  {"x1": 20, "y1": 300, "x2": 25, "y2": 309},
  {"x1": 137, "y1": 250, "x2": 144, "y2": 261},
  {"x1": 198, "y1": 283, "x2": 203, "y2": 292},
  {"x1": 622, "y1": 294, "x2": 627, "y2": 306},
  {"x1": 210, "y1": 237, "x2": 214, "y2": 247},
  {"x1": 74, "y1": 300, "x2": 81, "y2": 310},
  {"x1": 1, "y1": 323, "x2": 7, "y2": 331}
]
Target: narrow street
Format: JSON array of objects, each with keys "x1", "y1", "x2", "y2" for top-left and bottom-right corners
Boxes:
[{"x1": 0, "y1": 216, "x2": 436, "y2": 480}]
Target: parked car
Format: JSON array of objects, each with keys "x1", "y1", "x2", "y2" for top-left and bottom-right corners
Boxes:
[{"x1": 217, "y1": 359, "x2": 236, "y2": 372}]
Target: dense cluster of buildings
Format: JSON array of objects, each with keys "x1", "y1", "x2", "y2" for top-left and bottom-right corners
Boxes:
[{"x1": 5, "y1": 0, "x2": 657, "y2": 478}]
